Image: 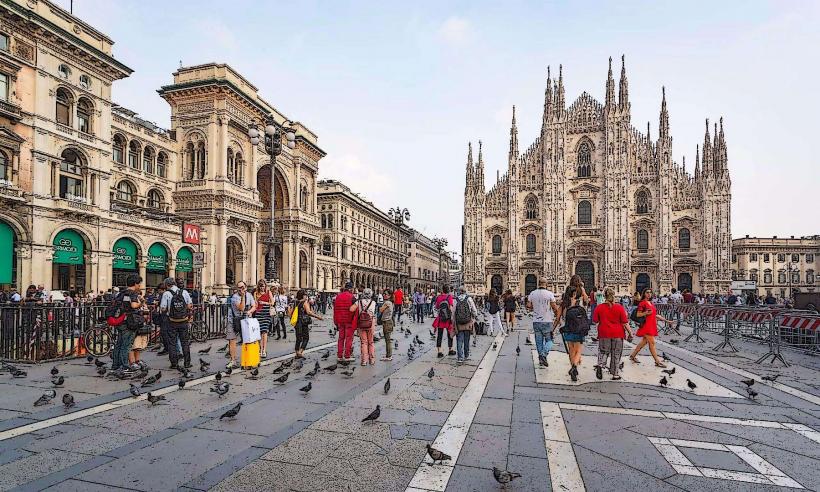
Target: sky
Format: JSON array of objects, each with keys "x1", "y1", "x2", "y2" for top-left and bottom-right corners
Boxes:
[{"x1": 57, "y1": 0, "x2": 820, "y2": 254}]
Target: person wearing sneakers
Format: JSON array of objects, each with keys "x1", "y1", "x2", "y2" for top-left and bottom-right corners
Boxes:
[
  {"x1": 432, "y1": 284, "x2": 455, "y2": 358},
  {"x1": 350, "y1": 288, "x2": 377, "y2": 366},
  {"x1": 334, "y1": 282, "x2": 355, "y2": 362},
  {"x1": 526, "y1": 277, "x2": 558, "y2": 367}
]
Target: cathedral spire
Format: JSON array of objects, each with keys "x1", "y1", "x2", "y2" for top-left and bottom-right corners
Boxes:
[
  {"x1": 509, "y1": 106, "x2": 519, "y2": 162},
  {"x1": 694, "y1": 144, "x2": 701, "y2": 181},
  {"x1": 618, "y1": 55, "x2": 629, "y2": 109},
  {"x1": 605, "y1": 56, "x2": 616, "y2": 108},
  {"x1": 476, "y1": 139, "x2": 485, "y2": 186},
  {"x1": 557, "y1": 64, "x2": 565, "y2": 114},
  {"x1": 543, "y1": 66, "x2": 553, "y2": 130},
  {"x1": 659, "y1": 86, "x2": 669, "y2": 140},
  {"x1": 466, "y1": 141, "x2": 474, "y2": 182},
  {"x1": 702, "y1": 119, "x2": 712, "y2": 176}
]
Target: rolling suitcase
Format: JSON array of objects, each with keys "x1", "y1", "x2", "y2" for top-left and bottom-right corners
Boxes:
[{"x1": 241, "y1": 341, "x2": 261, "y2": 368}]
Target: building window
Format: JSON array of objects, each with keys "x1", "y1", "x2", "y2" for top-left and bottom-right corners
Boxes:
[
  {"x1": 322, "y1": 237, "x2": 332, "y2": 256},
  {"x1": 577, "y1": 142, "x2": 591, "y2": 177},
  {"x1": 492, "y1": 235, "x2": 502, "y2": 254},
  {"x1": 750, "y1": 269, "x2": 758, "y2": 282},
  {"x1": 764, "y1": 269, "x2": 772, "y2": 284},
  {"x1": 525, "y1": 195, "x2": 538, "y2": 220},
  {"x1": 764, "y1": 253, "x2": 770, "y2": 263},
  {"x1": 791, "y1": 254, "x2": 799, "y2": 263},
  {"x1": 112, "y1": 134, "x2": 125, "y2": 164},
  {"x1": 637, "y1": 229, "x2": 649, "y2": 251},
  {"x1": 156, "y1": 152, "x2": 167, "y2": 178},
  {"x1": 321, "y1": 215, "x2": 327, "y2": 228},
  {"x1": 792, "y1": 271, "x2": 800, "y2": 284},
  {"x1": 227, "y1": 149, "x2": 235, "y2": 183},
  {"x1": 731, "y1": 270, "x2": 737, "y2": 281},
  {"x1": 58, "y1": 149, "x2": 84, "y2": 199},
  {"x1": 58, "y1": 64, "x2": 71, "y2": 79},
  {"x1": 578, "y1": 200, "x2": 592, "y2": 225},
  {"x1": 778, "y1": 271, "x2": 786, "y2": 283},
  {"x1": 808, "y1": 270, "x2": 815, "y2": 284},
  {"x1": 147, "y1": 189, "x2": 162, "y2": 209},
  {"x1": 79, "y1": 75, "x2": 91, "y2": 90},
  {"x1": 0, "y1": 34, "x2": 8, "y2": 52},
  {"x1": 0, "y1": 73, "x2": 8, "y2": 102},
  {"x1": 116, "y1": 181, "x2": 135, "y2": 202},
  {"x1": 128, "y1": 141, "x2": 140, "y2": 169},
  {"x1": 778, "y1": 254, "x2": 785, "y2": 263},
  {"x1": 77, "y1": 98, "x2": 92, "y2": 134},
  {"x1": 341, "y1": 238, "x2": 347, "y2": 260},
  {"x1": 678, "y1": 228, "x2": 690, "y2": 250},
  {"x1": 234, "y1": 152, "x2": 244, "y2": 185},
  {"x1": 750, "y1": 253, "x2": 757, "y2": 262},
  {"x1": 807, "y1": 254, "x2": 814, "y2": 263},
  {"x1": 636, "y1": 190, "x2": 649, "y2": 214},
  {"x1": 0, "y1": 151, "x2": 8, "y2": 182},
  {"x1": 732, "y1": 254, "x2": 737, "y2": 263},
  {"x1": 299, "y1": 185, "x2": 308, "y2": 211},
  {"x1": 55, "y1": 88, "x2": 71, "y2": 125},
  {"x1": 526, "y1": 234, "x2": 536, "y2": 253},
  {"x1": 143, "y1": 146, "x2": 155, "y2": 174}
]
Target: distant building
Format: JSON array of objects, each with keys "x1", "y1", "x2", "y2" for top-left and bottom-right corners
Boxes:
[{"x1": 731, "y1": 236, "x2": 818, "y2": 297}]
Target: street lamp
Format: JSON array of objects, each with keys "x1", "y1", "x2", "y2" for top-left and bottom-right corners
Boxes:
[
  {"x1": 432, "y1": 236, "x2": 448, "y2": 287},
  {"x1": 248, "y1": 115, "x2": 296, "y2": 284},
  {"x1": 388, "y1": 206, "x2": 410, "y2": 288}
]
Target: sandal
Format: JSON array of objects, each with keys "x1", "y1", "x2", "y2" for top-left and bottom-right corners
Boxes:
[
  {"x1": 655, "y1": 362, "x2": 667, "y2": 368},
  {"x1": 612, "y1": 375, "x2": 622, "y2": 380},
  {"x1": 629, "y1": 356, "x2": 641, "y2": 364}
]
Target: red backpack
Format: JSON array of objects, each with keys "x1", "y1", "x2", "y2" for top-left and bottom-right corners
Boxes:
[{"x1": 356, "y1": 300, "x2": 374, "y2": 329}]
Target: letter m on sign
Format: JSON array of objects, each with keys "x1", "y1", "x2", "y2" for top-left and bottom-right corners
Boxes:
[{"x1": 182, "y1": 223, "x2": 201, "y2": 245}]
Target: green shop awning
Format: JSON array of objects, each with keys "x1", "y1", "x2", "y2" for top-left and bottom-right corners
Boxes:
[
  {"x1": 112, "y1": 238, "x2": 138, "y2": 270},
  {"x1": 176, "y1": 247, "x2": 193, "y2": 273},
  {"x1": 0, "y1": 222, "x2": 14, "y2": 284},
  {"x1": 147, "y1": 243, "x2": 168, "y2": 272},
  {"x1": 53, "y1": 229, "x2": 84, "y2": 265}
]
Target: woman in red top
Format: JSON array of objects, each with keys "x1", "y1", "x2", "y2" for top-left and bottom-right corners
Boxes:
[
  {"x1": 432, "y1": 284, "x2": 455, "y2": 358},
  {"x1": 628, "y1": 288, "x2": 669, "y2": 367},
  {"x1": 592, "y1": 288, "x2": 633, "y2": 380}
]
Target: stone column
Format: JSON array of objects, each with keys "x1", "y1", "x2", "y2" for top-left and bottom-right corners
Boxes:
[
  {"x1": 249, "y1": 224, "x2": 258, "y2": 283},
  {"x1": 138, "y1": 259, "x2": 147, "y2": 288},
  {"x1": 214, "y1": 217, "x2": 227, "y2": 289}
]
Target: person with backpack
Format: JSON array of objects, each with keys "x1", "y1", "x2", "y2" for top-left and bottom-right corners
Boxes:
[
  {"x1": 289, "y1": 289, "x2": 323, "y2": 359},
  {"x1": 334, "y1": 282, "x2": 355, "y2": 361},
  {"x1": 628, "y1": 287, "x2": 670, "y2": 367},
  {"x1": 160, "y1": 277, "x2": 193, "y2": 369},
  {"x1": 486, "y1": 289, "x2": 504, "y2": 336},
  {"x1": 432, "y1": 285, "x2": 455, "y2": 358},
  {"x1": 592, "y1": 288, "x2": 633, "y2": 380},
  {"x1": 556, "y1": 285, "x2": 589, "y2": 381},
  {"x1": 502, "y1": 289, "x2": 517, "y2": 331},
  {"x1": 454, "y1": 287, "x2": 479, "y2": 363},
  {"x1": 111, "y1": 274, "x2": 144, "y2": 376},
  {"x1": 350, "y1": 288, "x2": 376, "y2": 366}
]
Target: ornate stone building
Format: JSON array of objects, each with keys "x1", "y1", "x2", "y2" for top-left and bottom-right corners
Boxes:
[
  {"x1": 463, "y1": 57, "x2": 732, "y2": 296},
  {"x1": 731, "y1": 236, "x2": 818, "y2": 297},
  {"x1": 0, "y1": 0, "x2": 323, "y2": 294}
]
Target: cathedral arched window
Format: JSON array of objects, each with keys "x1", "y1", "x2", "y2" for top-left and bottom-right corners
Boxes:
[
  {"x1": 778, "y1": 271, "x2": 786, "y2": 284},
  {"x1": 678, "y1": 228, "x2": 690, "y2": 250},
  {"x1": 578, "y1": 201, "x2": 592, "y2": 225},
  {"x1": 321, "y1": 214, "x2": 327, "y2": 228},
  {"x1": 147, "y1": 189, "x2": 163, "y2": 209},
  {"x1": 577, "y1": 142, "x2": 591, "y2": 177},
  {"x1": 525, "y1": 195, "x2": 538, "y2": 220},
  {"x1": 492, "y1": 235, "x2": 502, "y2": 254},
  {"x1": 115, "y1": 180, "x2": 135, "y2": 203},
  {"x1": 636, "y1": 190, "x2": 649, "y2": 214},
  {"x1": 77, "y1": 97, "x2": 93, "y2": 134},
  {"x1": 327, "y1": 214, "x2": 334, "y2": 228},
  {"x1": 526, "y1": 234, "x2": 536, "y2": 253},
  {"x1": 156, "y1": 152, "x2": 167, "y2": 178},
  {"x1": 234, "y1": 152, "x2": 244, "y2": 185},
  {"x1": 637, "y1": 229, "x2": 649, "y2": 251}
]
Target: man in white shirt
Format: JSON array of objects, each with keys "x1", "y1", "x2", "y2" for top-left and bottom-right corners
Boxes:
[{"x1": 526, "y1": 277, "x2": 559, "y2": 367}]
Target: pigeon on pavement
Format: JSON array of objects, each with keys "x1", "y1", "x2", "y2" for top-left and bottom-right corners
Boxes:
[
  {"x1": 210, "y1": 382, "x2": 230, "y2": 397},
  {"x1": 384, "y1": 378, "x2": 391, "y2": 394},
  {"x1": 141, "y1": 371, "x2": 162, "y2": 387},
  {"x1": 12, "y1": 369, "x2": 27, "y2": 378},
  {"x1": 198, "y1": 346, "x2": 212, "y2": 354},
  {"x1": 282, "y1": 358, "x2": 294, "y2": 368},
  {"x1": 427, "y1": 367, "x2": 435, "y2": 379},
  {"x1": 33, "y1": 390, "x2": 57, "y2": 406},
  {"x1": 146, "y1": 393, "x2": 166, "y2": 405},
  {"x1": 129, "y1": 384, "x2": 141, "y2": 398},
  {"x1": 62, "y1": 393, "x2": 75, "y2": 409},
  {"x1": 746, "y1": 387, "x2": 758, "y2": 399},
  {"x1": 220, "y1": 402, "x2": 242, "y2": 420},
  {"x1": 292, "y1": 359, "x2": 304, "y2": 372},
  {"x1": 659, "y1": 376, "x2": 668, "y2": 387},
  {"x1": 516, "y1": 346, "x2": 521, "y2": 356},
  {"x1": 178, "y1": 380, "x2": 186, "y2": 390},
  {"x1": 272, "y1": 363, "x2": 286, "y2": 374},
  {"x1": 493, "y1": 467, "x2": 522, "y2": 485},
  {"x1": 661, "y1": 367, "x2": 676, "y2": 377},
  {"x1": 217, "y1": 343, "x2": 228, "y2": 353},
  {"x1": 305, "y1": 367, "x2": 319, "y2": 378},
  {"x1": 741, "y1": 378, "x2": 755, "y2": 387},
  {"x1": 199, "y1": 358, "x2": 210, "y2": 368},
  {"x1": 299, "y1": 382, "x2": 312, "y2": 395},
  {"x1": 426, "y1": 444, "x2": 451, "y2": 465},
  {"x1": 341, "y1": 367, "x2": 356, "y2": 378},
  {"x1": 51, "y1": 375, "x2": 65, "y2": 387},
  {"x1": 94, "y1": 358, "x2": 106, "y2": 368},
  {"x1": 215, "y1": 371, "x2": 223, "y2": 382},
  {"x1": 50, "y1": 366, "x2": 59, "y2": 376},
  {"x1": 321, "y1": 349, "x2": 330, "y2": 360},
  {"x1": 686, "y1": 379, "x2": 697, "y2": 391},
  {"x1": 273, "y1": 372, "x2": 290, "y2": 384},
  {"x1": 762, "y1": 374, "x2": 781, "y2": 382},
  {"x1": 361, "y1": 405, "x2": 381, "y2": 423},
  {"x1": 324, "y1": 364, "x2": 338, "y2": 373},
  {"x1": 248, "y1": 368, "x2": 260, "y2": 380}
]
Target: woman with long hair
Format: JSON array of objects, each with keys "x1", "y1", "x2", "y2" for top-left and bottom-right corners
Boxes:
[
  {"x1": 486, "y1": 289, "x2": 504, "y2": 336},
  {"x1": 503, "y1": 289, "x2": 517, "y2": 331},
  {"x1": 287, "y1": 289, "x2": 323, "y2": 359},
  {"x1": 557, "y1": 285, "x2": 586, "y2": 381},
  {"x1": 350, "y1": 288, "x2": 376, "y2": 365},
  {"x1": 254, "y1": 280, "x2": 273, "y2": 358},
  {"x1": 628, "y1": 287, "x2": 669, "y2": 367},
  {"x1": 592, "y1": 287, "x2": 633, "y2": 380}
]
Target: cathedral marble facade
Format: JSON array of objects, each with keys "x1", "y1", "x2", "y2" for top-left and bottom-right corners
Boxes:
[{"x1": 463, "y1": 57, "x2": 732, "y2": 296}]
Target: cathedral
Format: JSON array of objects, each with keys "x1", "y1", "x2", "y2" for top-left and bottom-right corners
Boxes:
[{"x1": 462, "y1": 57, "x2": 732, "y2": 297}]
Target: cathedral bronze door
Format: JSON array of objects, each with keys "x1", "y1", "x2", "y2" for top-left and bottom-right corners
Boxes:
[
  {"x1": 636, "y1": 273, "x2": 651, "y2": 294},
  {"x1": 677, "y1": 273, "x2": 692, "y2": 292},
  {"x1": 524, "y1": 274, "x2": 537, "y2": 295},
  {"x1": 491, "y1": 274, "x2": 503, "y2": 294},
  {"x1": 575, "y1": 261, "x2": 595, "y2": 292}
]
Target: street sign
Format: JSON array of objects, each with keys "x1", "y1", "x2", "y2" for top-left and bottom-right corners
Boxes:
[
  {"x1": 731, "y1": 280, "x2": 757, "y2": 291},
  {"x1": 182, "y1": 223, "x2": 201, "y2": 245},
  {"x1": 192, "y1": 252, "x2": 205, "y2": 269}
]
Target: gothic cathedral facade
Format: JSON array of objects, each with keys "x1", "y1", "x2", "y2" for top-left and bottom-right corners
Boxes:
[{"x1": 463, "y1": 57, "x2": 732, "y2": 297}]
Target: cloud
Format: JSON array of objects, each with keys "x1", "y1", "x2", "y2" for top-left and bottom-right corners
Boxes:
[
  {"x1": 437, "y1": 16, "x2": 473, "y2": 46},
  {"x1": 318, "y1": 154, "x2": 395, "y2": 205}
]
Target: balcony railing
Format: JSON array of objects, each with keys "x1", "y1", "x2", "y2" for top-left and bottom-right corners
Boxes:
[
  {"x1": 56, "y1": 123, "x2": 74, "y2": 135},
  {"x1": 0, "y1": 99, "x2": 21, "y2": 121}
]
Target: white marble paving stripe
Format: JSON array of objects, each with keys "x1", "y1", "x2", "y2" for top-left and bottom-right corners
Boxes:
[
  {"x1": 783, "y1": 423, "x2": 820, "y2": 445},
  {"x1": 698, "y1": 467, "x2": 774, "y2": 485},
  {"x1": 540, "y1": 402, "x2": 586, "y2": 491},
  {"x1": 405, "y1": 332, "x2": 505, "y2": 492},
  {"x1": 0, "y1": 340, "x2": 338, "y2": 442},
  {"x1": 669, "y1": 439, "x2": 727, "y2": 451},
  {"x1": 654, "y1": 339, "x2": 820, "y2": 406}
]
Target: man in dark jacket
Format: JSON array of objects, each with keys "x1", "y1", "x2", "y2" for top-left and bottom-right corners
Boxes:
[{"x1": 334, "y1": 282, "x2": 355, "y2": 361}]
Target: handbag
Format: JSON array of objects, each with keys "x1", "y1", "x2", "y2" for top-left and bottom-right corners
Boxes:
[
  {"x1": 240, "y1": 317, "x2": 262, "y2": 343},
  {"x1": 290, "y1": 305, "x2": 299, "y2": 327}
]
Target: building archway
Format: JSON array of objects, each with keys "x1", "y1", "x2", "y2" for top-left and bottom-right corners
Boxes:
[
  {"x1": 52, "y1": 228, "x2": 91, "y2": 293},
  {"x1": 677, "y1": 272, "x2": 693, "y2": 293},
  {"x1": 0, "y1": 220, "x2": 17, "y2": 287},
  {"x1": 146, "y1": 242, "x2": 170, "y2": 289},
  {"x1": 636, "y1": 273, "x2": 651, "y2": 294},
  {"x1": 226, "y1": 236, "x2": 244, "y2": 286},
  {"x1": 524, "y1": 274, "x2": 537, "y2": 295},
  {"x1": 112, "y1": 237, "x2": 141, "y2": 288},
  {"x1": 176, "y1": 247, "x2": 194, "y2": 288},
  {"x1": 575, "y1": 261, "x2": 595, "y2": 292},
  {"x1": 491, "y1": 274, "x2": 503, "y2": 294}
]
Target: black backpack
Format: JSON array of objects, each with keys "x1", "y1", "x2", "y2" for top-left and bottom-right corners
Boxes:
[
  {"x1": 562, "y1": 305, "x2": 590, "y2": 335},
  {"x1": 437, "y1": 297, "x2": 452, "y2": 323},
  {"x1": 455, "y1": 297, "x2": 472, "y2": 324},
  {"x1": 488, "y1": 300, "x2": 499, "y2": 315},
  {"x1": 169, "y1": 289, "x2": 189, "y2": 322}
]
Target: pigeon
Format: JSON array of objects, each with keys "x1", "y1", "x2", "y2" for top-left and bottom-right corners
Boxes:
[
  {"x1": 427, "y1": 367, "x2": 435, "y2": 379},
  {"x1": 200, "y1": 363, "x2": 209, "y2": 373},
  {"x1": 661, "y1": 367, "x2": 676, "y2": 377},
  {"x1": 321, "y1": 349, "x2": 330, "y2": 360},
  {"x1": 299, "y1": 382, "x2": 312, "y2": 395},
  {"x1": 305, "y1": 367, "x2": 319, "y2": 378},
  {"x1": 52, "y1": 375, "x2": 65, "y2": 387},
  {"x1": 85, "y1": 355, "x2": 94, "y2": 364},
  {"x1": 199, "y1": 358, "x2": 210, "y2": 368},
  {"x1": 224, "y1": 366, "x2": 233, "y2": 377},
  {"x1": 407, "y1": 350, "x2": 415, "y2": 361},
  {"x1": 493, "y1": 342, "x2": 498, "y2": 350},
  {"x1": 94, "y1": 358, "x2": 106, "y2": 368},
  {"x1": 131, "y1": 368, "x2": 148, "y2": 380},
  {"x1": 96, "y1": 366, "x2": 107, "y2": 377},
  {"x1": 659, "y1": 376, "x2": 668, "y2": 387},
  {"x1": 746, "y1": 387, "x2": 758, "y2": 400},
  {"x1": 282, "y1": 358, "x2": 294, "y2": 368},
  {"x1": 686, "y1": 379, "x2": 697, "y2": 391},
  {"x1": 324, "y1": 364, "x2": 338, "y2": 373},
  {"x1": 762, "y1": 374, "x2": 781, "y2": 382},
  {"x1": 292, "y1": 359, "x2": 304, "y2": 372},
  {"x1": 141, "y1": 371, "x2": 162, "y2": 387},
  {"x1": 662, "y1": 352, "x2": 671, "y2": 362},
  {"x1": 146, "y1": 393, "x2": 165, "y2": 405},
  {"x1": 373, "y1": 334, "x2": 381, "y2": 342},
  {"x1": 249, "y1": 368, "x2": 260, "y2": 379},
  {"x1": 493, "y1": 467, "x2": 522, "y2": 485},
  {"x1": 426, "y1": 444, "x2": 452, "y2": 465},
  {"x1": 273, "y1": 372, "x2": 290, "y2": 384},
  {"x1": 669, "y1": 339, "x2": 680, "y2": 345},
  {"x1": 741, "y1": 378, "x2": 755, "y2": 387},
  {"x1": 220, "y1": 402, "x2": 242, "y2": 420},
  {"x1": 50, "y1": 366, "x2": 59, "y2": 376},
  {"x1": 272, "y1": 363, "x2": 286, "y2": 374},
  {"x1": 314, "y1": 361, "x2": 321, "y2": 371},
  {"x1": 178, "y1": 380, "x2": 186, "y2": 390},
  {"x1": 198, "y1": 346, "x2": 212, "y2": 355},
  {"x1": 361, "y1": 405, "x2": 381, "y2": 423},
  {"x1": 210, "y1": 383, "x2": 230, "y2": 397},
  {"x1": 215, "y1": 371, "x2": 223, "y2": 382},
  {"x1": 34, "y1": 390, "x2": 57, "y2": 406},
  {"x1": 516, "y1": 346, "x2": 521, "y2": 356},
  {"x1": 62, "y1": 393, "x2": 75, "y2": 409},
  {"x1": 217, "y1": 343, "x2": 229, "y2": 353},
  {"x1": 619, "y1": 361, "x2": 624, "y2": 370},
  {"x1": 180, "y1": 368, "x2": 194, "y2": 379},
  {"x1": 328, "y1": 328, "x2": 334, "y2": 336},
  {"x1": 384, "y1": 378, "x2": 391, "y2": 394},
  {"x1": 394, "y1": 340, "x2": 399, "y2": 350},
  {"x1": 12, "y1": 369, "x2": 27, "y2": 378},
  {"x1": 341, "y1": 367, "x2": 356, "y2": 378}
]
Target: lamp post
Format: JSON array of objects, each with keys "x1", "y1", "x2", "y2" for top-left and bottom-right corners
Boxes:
[
  {"x1": 248, "y1": 116, "x2": 296, "y2": 284},
  {"x1": 432, "y1": 236, "x2": 447, "y2": 288},
  {"x1": 388, "y1": 206, "x2": 410, "y2": 289}
]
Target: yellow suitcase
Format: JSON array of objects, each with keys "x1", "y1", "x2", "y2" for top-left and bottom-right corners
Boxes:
[{"x1": 241, "y1": 341, "x2": 260, "y2": 368}]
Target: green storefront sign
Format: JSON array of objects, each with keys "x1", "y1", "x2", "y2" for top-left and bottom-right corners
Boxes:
[
  {"x1": 112, "y1": 238, "x2": 138, "y2": 270},
  {"x1": 176, "y1": 248, "x2": 193, "y2": 273},
  {"x1": 53, "y1": 230, "x2": 84, "y2": 265},
  {"x1": 0, "y1": 222, "x2": 13, "y2": 284},
  {"x1": 147, "y1": 243, "x2": 168, "y2": 272}
]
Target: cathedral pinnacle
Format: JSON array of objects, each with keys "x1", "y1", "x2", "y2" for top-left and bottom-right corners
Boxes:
[
  {"x1": 605, "y1": 56, "x2": 615, "y2": 108},
  {"x1": 618, "y1": 55, "x2": 629, "y2": 109},
  {"x1": 543, "y1": 67, "x2": 553, "y2": 130},
  {"x1": 509, "y1": 106, "x2": 519, "y2": 162},
  {"x1": 659, "y1": 86, "x2": 669, "y2": 140},
  {"x1": 466, "y1": 141, "x2": 474, "y2": 180},
  {"x1": 695, "y1": 144, "x2": 701, "y2": 181},
  {"x1": 557, "y1": 64, "x2": 565, "y2": 115}
]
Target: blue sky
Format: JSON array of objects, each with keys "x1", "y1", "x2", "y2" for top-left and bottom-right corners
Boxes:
[{"x1": 59, "y1": 0, "x2": 819, "y2": 253}]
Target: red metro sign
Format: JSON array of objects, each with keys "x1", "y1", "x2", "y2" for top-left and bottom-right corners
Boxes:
[{"x1": 182, "y1": 223, "x2": 201, "y2": 245}]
